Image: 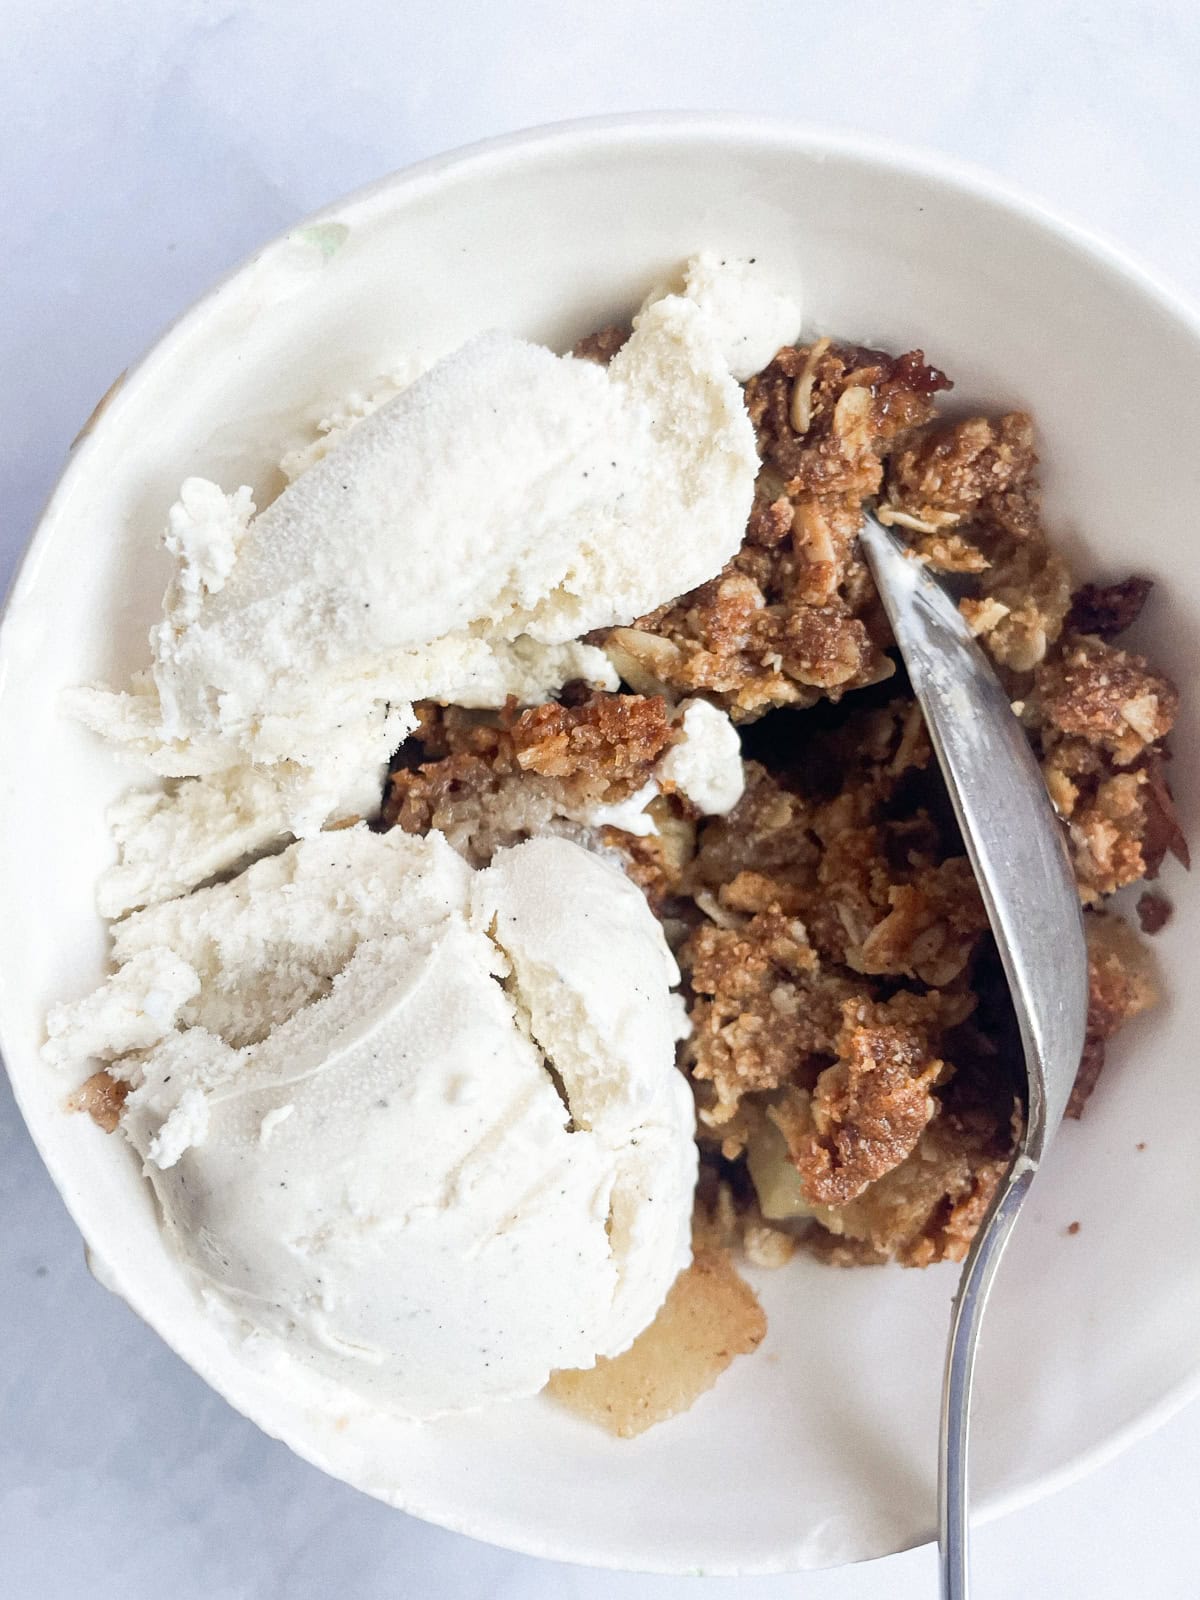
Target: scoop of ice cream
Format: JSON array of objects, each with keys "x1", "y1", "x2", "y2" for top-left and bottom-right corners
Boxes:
[
  {"x1": 102, "y1": 826, "x2": 474, "y2": 1046},
  {"x1": 641, "y1": 251, "x2": 800, "y2": 382},
  {"x1": 70, "y1": 257, "x2": 798, "y2": 910},
  {"x1": 47, "y1": 830, "x2": 696, "y2": 1419}
]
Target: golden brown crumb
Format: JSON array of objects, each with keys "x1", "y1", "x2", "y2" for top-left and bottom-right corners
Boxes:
[
  {"x1": 383, "y1": 692, "x2": 672, "y2": 864},
  {"x1": 741, "y1": 1221, "x2": 797, "y2": 1269},
  {"x1": 68, "y1": 1069, "x2": 129, "y2": 1133},
  {"x1": 803, "y1": 1099, "x2": 1018, "y2": 1267},
  {"x1": 1036, "y1": 635, "x2": 1178, "y2": 766},
  {"x1": 971, "y1": 540, "x2": 1072, "y2": 672},
  {"x1": 1137, "y1": 890, "x2": 1172, "y2": 935},
  {"x1": 881, "y1": 413, "x2": 1040, "y2": 544},
  {"x1": 750, "y1": 342, "x2": 951, "y2": 487},
  {"x1": 546, "y1": 1248, "x2": 766, "y2": 1437},
  {"x1": 1031, "y1": 633, "x2": 1183, "y2": 901},
  {"x1": 508, "y1": 693, "x2": 673, "y2": 787},
  {"x1": 570, "y1": 324, "x2": 629, "y2": 364},
  {"x1": 1067, "y1": 912, "x2": 1158, "y2": 1117},
  {"x1": 773, "y1": 999, "x2": 945, "y2": 1207},
  {"x1": 684, "y1": 906, "x2": 847, "y2": 1128}
]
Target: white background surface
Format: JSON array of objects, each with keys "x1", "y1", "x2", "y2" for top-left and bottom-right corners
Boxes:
[{"x1": 3, "y1": 3, "x2": 1200, "y2": 1595}]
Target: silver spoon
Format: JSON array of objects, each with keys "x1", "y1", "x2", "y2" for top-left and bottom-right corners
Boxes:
[{"x1": 859, "y1": 509, "x2": 1090, "y2": 1600}]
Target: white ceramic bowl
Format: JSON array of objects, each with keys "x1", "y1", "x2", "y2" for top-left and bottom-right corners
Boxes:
[{"x1": 3, "y1": 116, "x2": 1200, "y2": 1576}]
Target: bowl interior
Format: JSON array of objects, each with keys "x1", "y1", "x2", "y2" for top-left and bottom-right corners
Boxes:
[{"x1": 3, "y1": 121, "x2": 1200, "y2": 1575}]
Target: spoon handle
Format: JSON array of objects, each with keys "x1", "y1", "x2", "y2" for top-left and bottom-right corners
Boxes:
[{"x1": 938, "y1": 1158, "x2": 1035, "y2": 1598}]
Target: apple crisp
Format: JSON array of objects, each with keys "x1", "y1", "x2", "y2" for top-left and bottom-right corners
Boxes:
[{"x1": 384, "y1": 331, "x2": 1183, "y2": 1272}]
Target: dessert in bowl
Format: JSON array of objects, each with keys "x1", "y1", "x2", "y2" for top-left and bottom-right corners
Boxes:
[{"x1": 3, "y1": 118, "x2": 1199, "y2": 1573}]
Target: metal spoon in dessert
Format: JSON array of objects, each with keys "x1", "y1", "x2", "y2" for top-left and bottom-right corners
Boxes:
[{"x1": 859, "y1": 508, "x2": 1090, "y2": 1600}]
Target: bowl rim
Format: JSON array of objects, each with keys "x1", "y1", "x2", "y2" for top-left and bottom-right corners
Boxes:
[{"x1": 4, "y1": 111, "x2": 1200, "y2": 1571}]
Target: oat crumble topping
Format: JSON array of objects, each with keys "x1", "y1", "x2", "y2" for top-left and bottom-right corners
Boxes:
[{"x1": 371, "y1": 331, "x2": 1185, "y2": 1270}]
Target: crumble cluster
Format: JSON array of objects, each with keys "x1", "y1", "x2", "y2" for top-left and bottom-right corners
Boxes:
[{"x1": 384, "y1": 693, "x2": 674, "y2": 863}]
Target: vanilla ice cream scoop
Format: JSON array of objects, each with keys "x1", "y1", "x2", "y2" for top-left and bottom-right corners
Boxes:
[
  {"x1": 87, "y1": 255, "x2": 795, "y2": 767},
  {"x1": 47, "y1": 830, "x2": 696, "y2": 1418},
  {"x1": 69, "y1": 255, "x2": 797, "y2": 912}
]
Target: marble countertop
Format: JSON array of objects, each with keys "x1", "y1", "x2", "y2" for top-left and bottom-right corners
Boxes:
[{"x1": 4, "y1": 3, "x2": 1200, "y2": 1595}]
